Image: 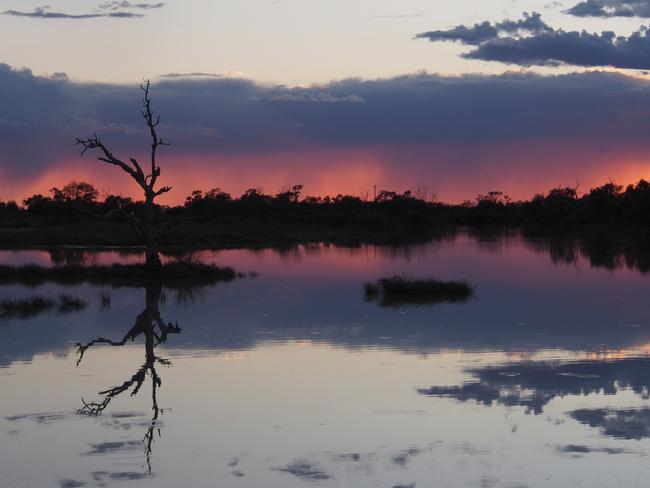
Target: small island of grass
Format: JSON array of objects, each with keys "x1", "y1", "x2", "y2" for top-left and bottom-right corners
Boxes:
[
  {"x1": 0, "y1": 261, "x2": 240, "y2": 289},
  {"x1": 364, "y1": 276, "x2": 474, "y2": 307}
]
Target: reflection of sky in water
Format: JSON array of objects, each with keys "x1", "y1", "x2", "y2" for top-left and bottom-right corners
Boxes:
[{"x1": 2, "y1": 233, "x2": 650, "y2": 486}]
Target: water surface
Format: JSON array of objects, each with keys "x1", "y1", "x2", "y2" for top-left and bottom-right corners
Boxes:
[{"x1": 2, "y1": 232, "x2": 650, "y2": 487}]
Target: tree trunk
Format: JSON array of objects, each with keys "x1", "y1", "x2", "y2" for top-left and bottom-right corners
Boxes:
[
  {"x1": 145, "y1": 244, "x2": 162, "y2": 271},
  {"x1": 143, "y1": 194, "x2": 162, "y2": 271}
]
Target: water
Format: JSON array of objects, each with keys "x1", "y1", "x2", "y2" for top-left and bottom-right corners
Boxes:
[{"x1": 2, "y1": 232, "x2": 650, "y2": 487}]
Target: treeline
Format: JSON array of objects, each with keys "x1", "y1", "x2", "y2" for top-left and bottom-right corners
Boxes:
[{"x1": 3, "y1": 179, "x2": 650, "y2": 228}]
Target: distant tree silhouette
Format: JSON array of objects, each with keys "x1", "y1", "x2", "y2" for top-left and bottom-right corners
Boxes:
[
  {"x1": 75, "y1": 80, "x2": 171, "y2": 270},
  {"x1": 50, "y1": 181, "x2": 99, "y2": 203}
]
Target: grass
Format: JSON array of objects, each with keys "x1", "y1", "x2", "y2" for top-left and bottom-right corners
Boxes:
[
  {"x1": 0, "y1": 293, "x2": 88, "y2": 319},
  {"x1": 0, "y1": 262, "x2": 240, "y2": 288},
  {"x1": 57, "y1": 293, "x2": 88, "y2": 314},
  {"x1": 99, "y1": 292, "x2": 111, "y2": 309},
  {"x1": 0, "y1": 296, "x2": 54, "y2": 319},
  {"x1": 364, "y1": 276, "x2": 474, "y2": 307}
]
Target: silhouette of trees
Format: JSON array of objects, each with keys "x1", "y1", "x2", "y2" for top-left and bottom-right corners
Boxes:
[
  {"x1": 10, "y1": 178, "x2": 650, "y2": 240},
  {"x1": 50, "y1": 181, "x2": 99, "y2": 203},
  {"x1": 74, "y1": 81, "x2": 171, "y2": 270}
]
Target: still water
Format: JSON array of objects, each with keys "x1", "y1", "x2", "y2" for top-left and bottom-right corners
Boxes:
[{"x1": 2, "y1": 232, "x2": 650, "y2": 487}]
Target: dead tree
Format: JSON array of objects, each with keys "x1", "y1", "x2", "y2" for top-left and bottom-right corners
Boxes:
[{"x1": 75, "y1": 80, "x2": 171, "y2": 270}]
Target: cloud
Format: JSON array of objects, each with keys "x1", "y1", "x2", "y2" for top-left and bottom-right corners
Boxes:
[
  {"x1": 159, "y1": 73, "x2": 223, "y2": 79},
  {"x1": 3, "y1": 6, "x2": 144, "y2": 19},
  {"x1": 2, "y1": 62, "x2": 650, "y2": 200},
  {"x1": 566, "y1": 0, "x2": 650, "y2": 17},
  {"x1": 417, "y1": 12, "x2": 650, "y2": 69},
  {"x1": 99, "y1": 1, "x2": 165, "y2": 10},
  {"x1": 415, "y1": 12, "x2": 550, "y2": 46},
  {"x1": 266, "y1": 92, "x2": 366, "y2": 103}
]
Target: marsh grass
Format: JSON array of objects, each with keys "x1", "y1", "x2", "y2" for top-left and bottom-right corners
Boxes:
[
  {"x1": 0, "y1": 296, "x2": 54, "y2": 319},
  {"x1": 364, "y1": 276, "x2": 474, "y2": 307},
  {"x1": 0, "y1": 262, "x2": 239, "y2": 288},
  {"x1": 99, "y1": 292, "x2": 111, "y2": 309},
  {"x1": 57, "y1": 293, "x2": 88, "y2": 314},
  {"x1": 0, "y1": 292, "x2": 89, "y2": 319}
]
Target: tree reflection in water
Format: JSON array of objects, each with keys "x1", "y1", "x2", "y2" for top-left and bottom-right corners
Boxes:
[{"x1": 74, "y1": 283, "x2": 180, "y2": 472}]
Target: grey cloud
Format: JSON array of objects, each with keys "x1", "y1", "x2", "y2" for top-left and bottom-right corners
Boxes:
[
  {"x1": 415, "y1": 12, "x2": 550, "y2": 46},
  {"x1": 3, "y1": 5, "x2": 146, "y2": 19},
  {"x1": 99, "y1": 1, "x2": 165, "y2": 10},
  {"x1": 567, "y1": 0, "x2": 650, "y2": 17},
  {"x1": 418, "y1": 12, "x2": 650, "y2": 69},
  {"x1": 2, "y1": 62, "x2": 650, "y2": 182},
  {"x1": 160, "y1": 72, "x2": 223, "y2": 79},
  {"x1": 107, "y1": 11, "x2": 145, "y2": 18},
  {"x1": 415, "y1": 21, "x2": 499, "y2": 45},
  {"x1": 266, "y1": 92, "x2": 366, "y2": 103}
]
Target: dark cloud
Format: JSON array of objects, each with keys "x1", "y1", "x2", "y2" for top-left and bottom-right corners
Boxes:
[
  {"x1": 417, "y1": 12, "x2": 650, "y2": 69},
  {"x1": 3, "y1": 6, "x2": 144, "y2": 19},
  {"x1": 415, "y1": 12, "x2": 550, "y2": 46},
  {"x1": 2, "y1": 62, "x2": 650, "y2": 185},
  {"x1": 566, "y1": 0, "x2": 650, "y2": 17}
]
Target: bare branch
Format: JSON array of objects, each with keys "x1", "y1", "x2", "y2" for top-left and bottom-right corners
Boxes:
[
  {"x1": 75, "y1": 135, "x2": 146, "y2": 187},
  {"x1": 154, "y1": 186, "x2": 172, "y2": 197},
  {"x1": 139, "y1": 79, "x2": 171, "y2": 191}
]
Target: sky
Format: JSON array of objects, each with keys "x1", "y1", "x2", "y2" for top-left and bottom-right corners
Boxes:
[{"x1": 2, "y1": 0, "x2": 650, "y2": 203}]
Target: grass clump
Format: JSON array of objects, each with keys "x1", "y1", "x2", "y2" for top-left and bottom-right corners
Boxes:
[
  {"x1": 57, "y1": 293, "x2": 87, "y2": 314},
  {"x1": 0, "y1": 293, "x2": 91, "y2": 319},
  {"x1": 99, "y1": 292, "x2": 111, "y2": 309},
  {"x1": 0, "y1": 262, "x2": 239, "y2": 289},
  {"x1": 364, "y1": 275, "x2": 474, "y2": 307},
  {"x1": 0, "y1": 296, "x2": 54, "y2": 319}
]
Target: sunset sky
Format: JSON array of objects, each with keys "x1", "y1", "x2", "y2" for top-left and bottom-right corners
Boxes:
[{"x1": 2, "y1": 0, "x2": 650, "y2": 203}]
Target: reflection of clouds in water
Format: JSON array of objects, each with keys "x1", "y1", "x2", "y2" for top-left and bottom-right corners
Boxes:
[
  {"x1": 99, "y1": 411, "x2": 157, "y2": 431},
  {"x1": 59, "y1": 480, "x2": 85, "y2": 488},
  {"x1": 556, "y1": 444, "x2": 635, "y2": 455},
  {"x1": 274, "y1": 444, "x2": 437, "y2": 484},
  {"x1": 6, "y1": 412, "x2": 71, "y2": 424},
  {"x1": 570, "y1": 408, "x2": 650, "y2": 440},
  {"x1": 273, "y1": 459, "x2": 332, "y2": 481},
  {"x1": 390, "y1": 447, "x2": 425, "y2": 466},
  {"x1": 418, "y1": 358, "x2": 650, "y2": 414},
  {"x1": 82, "y1": 440, "x2": 142, "y2": 456},
  {"x1": 91, "y1": 471, "x2": 153, "y2": 481}
]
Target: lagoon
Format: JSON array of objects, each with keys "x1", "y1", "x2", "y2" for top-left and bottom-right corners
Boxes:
[{"x1": 2, "y1": 232, "x2": 650, "y2": 487}]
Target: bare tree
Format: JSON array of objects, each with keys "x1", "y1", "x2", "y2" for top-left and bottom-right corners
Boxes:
[{"x1": 75, "y1": 80, "x2": 171, "y2": 270}]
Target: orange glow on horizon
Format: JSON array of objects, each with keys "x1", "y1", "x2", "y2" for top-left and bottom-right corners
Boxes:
[{"x1": 2, "y1": 141, "x2": 650, "y2": 205}]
